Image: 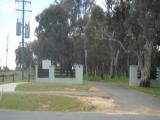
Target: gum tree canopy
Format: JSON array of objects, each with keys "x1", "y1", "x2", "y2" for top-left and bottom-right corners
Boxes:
[{"x1": 18, "y1": 0, "x2": 160, "y2": 86}]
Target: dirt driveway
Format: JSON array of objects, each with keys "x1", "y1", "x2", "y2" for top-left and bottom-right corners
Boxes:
[{"x1": 87, "y1": 81, "x2": 160, "y2": 115}]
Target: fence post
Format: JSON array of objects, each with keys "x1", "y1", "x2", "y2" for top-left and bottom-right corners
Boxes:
[
  {"x1": 13, "y1": 74, "x2": 15, "y2": 82},
  {"x1": 2, "y1": 74, "x2": 4, "y2": 82},
  {"x1": 49, "y1": 65, "x2": 55, "y2": 81},
  {"x1": 28, "y1": 74, "x2": 30, "y2": 82},
  {"x1": 35, "y1": 64, "x2": 38, "y2": 81},
  {"x1": 157, "y1": 68, "x2": 160, "y2": 81},
  {"x1": 0, "y1": 88, "x2": 3, "y2": 102}
]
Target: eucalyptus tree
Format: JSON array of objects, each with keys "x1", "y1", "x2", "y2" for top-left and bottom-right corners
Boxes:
[
  {"x1": 101, "y1": 0, "x2": 131, "y2": 77},
  {"x1": 15, "y1": 43, "x2": 34, "y2": 70},
  {"x1": 127, "y1": 0, "x2": 160, "y2": 85},
  {"x1": 34, "y1": 0, "x2": 95, "y2": 67},
  {"x1": 35, "y1": 4, "x2": 70, "y2": 64},
  {"x1": 86, "y1": 5, "x2": 108, "y2": 78}
]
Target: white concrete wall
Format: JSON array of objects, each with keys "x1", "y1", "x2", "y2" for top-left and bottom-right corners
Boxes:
[
  {"x1": 151, "y1": 68, "x2": 160, "y2": 88},
  {"x1": 129, "y1": 66, "x2": 160, "y2": 88},
  {"x1": 156, "y1": 68, "x2": 160, "y2": 81},
  {"x1": 150, "y1": 80, "x2": 160, "y2": 88},
  {"x1": 36, "y1": 64, "x2": 83, "y2": 84},
  {"x1": 42, "y1": 60, "x2": 51, "y2": 69},
  {"x1": 129, "y1": 65, "x2": 140, "y2": 87}
]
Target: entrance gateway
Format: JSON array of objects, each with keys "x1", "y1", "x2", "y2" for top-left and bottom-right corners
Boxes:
[
  {"x1": 129, "y1": 65, "x2": 160, "y2": 87},
  {"x1": 36, "y1": 60, "x2": 83, "y2": 84}
]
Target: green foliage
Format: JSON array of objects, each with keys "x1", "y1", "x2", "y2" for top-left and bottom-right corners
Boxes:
[
  {"x1": 34, "y1": 1, "x2": 94, "y2": 65},
  {"x1": 0, "y1": 94, "x2": 86, "y2": 111},
  {"x1": 15, "y1": 43, "x2": 35, "y2": 69},
  {"x1": 29, "y1": 0, "x2": 160, "y2": 80}
]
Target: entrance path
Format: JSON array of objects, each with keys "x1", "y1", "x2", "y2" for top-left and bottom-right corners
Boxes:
[
  {"x1": 87, "y1": 81, "x2": 160, "y2": 114},
  {"x1": 0, "y1": 82, "x2": 26, "y2": 92}
]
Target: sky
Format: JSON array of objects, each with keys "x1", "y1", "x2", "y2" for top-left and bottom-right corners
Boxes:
[{"x1": 0, "y1": 0, "x2": 105, "y2": 70}]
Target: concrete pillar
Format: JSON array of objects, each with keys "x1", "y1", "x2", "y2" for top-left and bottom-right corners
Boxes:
[
  {"x1": 75, "y1": 65, "x2": 83, "y2": 84},
  {"x1": 42, "y1": 60, "x2": 51, "y2": 69},
  {"x1": 35, "y1": 64, "x2": 38, "y2": 81},
  {"x1": 129, "y1": 65, "x2": 140, "y2": 87},
  {"x1": 49, "y1": 65, "x2": 55, "y2": 81}
]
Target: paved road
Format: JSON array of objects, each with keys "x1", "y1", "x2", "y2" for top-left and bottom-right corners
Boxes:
[
  {"x1": 87, "y1": 81, "x2": 160, "y2": 114},
  {"x1": 0, "y1": 110, "x2": 160, "y2": 120}
]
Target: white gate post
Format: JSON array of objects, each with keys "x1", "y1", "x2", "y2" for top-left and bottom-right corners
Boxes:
[
  {"x1": 129, "y1": 65, "x2": 140, "y2": 87},
  {"x1": 75, "y1": 65, "x2": 83, "y2": 84},
  {"x1": 35, "y1": 64, "x2": 38, "y2": 81},
  {"x1": 49, "y1": 65, "x2": 55, "y2": 81},
  {"x1": 157, "y1": 68, "x2": 160, "y2": 81}
]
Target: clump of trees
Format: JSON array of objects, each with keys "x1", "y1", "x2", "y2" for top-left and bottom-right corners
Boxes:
[{"x1": 15, "y1": 0, "x2": 160, "y2": 86}]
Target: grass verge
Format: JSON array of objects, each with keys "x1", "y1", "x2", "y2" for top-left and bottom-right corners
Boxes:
[
  {"x1": 0, "y1": 94, "x2": 88, "y2": 112},
  {"x1": 84, "y1": 74, "x2": 129, "y2": 86},
  {"x1": 16, "y1": 83, "x2": 92, "y2": 92},
  {"x1": 133, "y1": 87, "x2": 160, "y2": 97}
]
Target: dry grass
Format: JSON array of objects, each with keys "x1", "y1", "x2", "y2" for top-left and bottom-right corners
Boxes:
[{"x1": 16, "y1": 83, "x2": 98, "y2": 92}]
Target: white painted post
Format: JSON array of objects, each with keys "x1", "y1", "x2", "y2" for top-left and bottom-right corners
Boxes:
[
  {"x1": 129, "y1": 65, "x2": 140, "y2": 87},
  {"x1": 157, "y1": 68, "x2": 160, "y2": 81},
  {"x1": 0, "y1": 88, "x2": 3, "y2": 101},
  {"x1": 49, "y1": 65, "x2": 55, "y2": 81},
  {"x1": 75, "y1": 65, "x2": 83, "y2": 84},
  {"x1": 35, "y1": 64, "x2": 38, "y2": 81}
]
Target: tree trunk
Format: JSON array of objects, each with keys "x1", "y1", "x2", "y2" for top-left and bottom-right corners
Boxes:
[
  {"x1": 100, "y1": 62, "x2": 105, "y2": 79},
  {"x1": 137, "y1": 41, "x2": 152, "y2": 87},
  {"x1": 110, "y1": 49, "x2": 120, "y2": 78},
  {"x1": 110, "y1": 55, "x2": 114, "y2": 78},
  {"x1": 114, "y1": 49, "x2": 120, "y2": 76}
]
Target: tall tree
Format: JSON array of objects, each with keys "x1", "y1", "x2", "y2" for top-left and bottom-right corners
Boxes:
[{"x1": 127, "y1": 0, "x2": 160, "y2": 85}]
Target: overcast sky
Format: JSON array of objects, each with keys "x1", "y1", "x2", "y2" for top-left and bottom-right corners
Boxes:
[{"x1": 0, "y1": 0, "x2": 105, "y2": 70}]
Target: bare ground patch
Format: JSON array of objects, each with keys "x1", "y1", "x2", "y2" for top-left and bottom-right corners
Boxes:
[
  {"x1": 74, "y1": 96, "x2": 160, "y2": 115},
  {"x1": 63, "y1": 86, "x2": 100, "y2": 92},
  {"x1": 76, "y1": 96, "x2": 121, "y2": 112},
  {"x1": 131, "y1": 107, "x2": 160, "y2": 116}
]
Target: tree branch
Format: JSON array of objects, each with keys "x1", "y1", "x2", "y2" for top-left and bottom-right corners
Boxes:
[{"x1": 101, "y1": 32, "x2": 130, "y2": 53}]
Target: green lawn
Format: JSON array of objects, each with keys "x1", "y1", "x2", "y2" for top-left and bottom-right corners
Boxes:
[
  {"x1": 133, "y1": 87, "x2": 160, "y2": 97},
  {"x1": 0, "y1": 94, "x2": 89, "y2": 112},
  {"x1": 84, "y1": 74, "x2": 129, "y2": 86},
  {"x1": 16, "y1": 83, "x2": 92, "y2": 92}
]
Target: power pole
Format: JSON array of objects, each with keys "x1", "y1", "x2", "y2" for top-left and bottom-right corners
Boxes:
[
  {"x1": 6, "y1": 34, "x2": 9, "y2": 71},
  {"x1": 15, "y1": 0, "x2": 31, "y2": 80}
]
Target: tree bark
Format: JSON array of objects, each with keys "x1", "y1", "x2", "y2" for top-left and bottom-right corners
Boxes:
[
  {"x1": 137, "y1": 41, "x2": 152, "y2": 87},
  {"x1": 110, "y1": 49, "x2": 120, "y2": 78}
]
